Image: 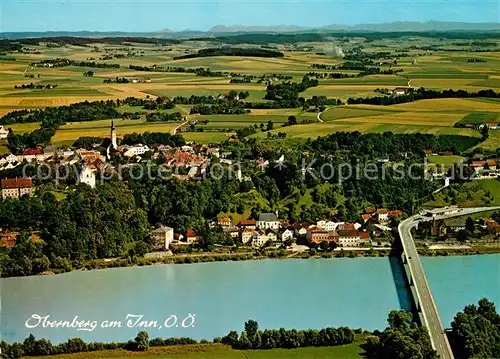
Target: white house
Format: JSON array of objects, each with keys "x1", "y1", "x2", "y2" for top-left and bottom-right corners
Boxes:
[
  {"x1": 257, "y1": 212, "x2": 280, "y2": 230},
  {"x1": 338, "y1": 230, "x2": 361, "y2": 247},
  {"x1": 6, "y1": 154, "x2": 17, "y2": 163},
  {"x1": 124, "y1": 144, "x2": 150, "y2": 157},
  {"x1": 150, "y1": 225, "x2": 174, "y2": 250},
  {"x1": 0, "y1": 126, "x2": 9, "y2": 140},
  {"x1": 78, "y1": 165, "x2": 96, "y2": 188},
  {"x1": 241, "y1": 228, "x2": 254, "y2": 244},
  {"x1": 267, "y1": 230, "x2": 278, "y2": 242},
  {"x1": 281, "y1": 229, "x2": 294, "y2": 242},
  {"x1": 252, "y1": 230, "x2": 269, "y2": 247},
  {"x1": 316, "y1": 220, "x2": 338, "y2": 231}
]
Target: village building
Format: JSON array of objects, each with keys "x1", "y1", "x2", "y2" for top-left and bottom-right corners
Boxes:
[
  {"x1": 150, "y1": 225, "x2": 174, "y2": 250},
  {"x1": 281, "y1": 228, "x2": 294, "y2": 242},
  {"x1": 223, "y1": 226, "x2": 240, "y2": 239},
  {"x1": 257, "y1": 212, "x2": 280, "y2": 230},
  {"x1": 78, "y1": 165, "x2": 97, "y2": 188},
  {"x1": 1, "y1": 178, "x2": 34, "y2": 199},
  {"x1": 376, "y1": 209, "x2": 389, "y2": 222},
  {"x1": 471, "y1": 160, "x2": 486, "y2": 172},
  {"x1": 218, "y1": 217, "x2": 232, "y2": 227},
  {"x1": 0, "y1": 126, "x2": 9, "y2": 140},
  {"x1": 338, "y1": 230, "x2": 361, "y2": 247},
  {"x1": 252, "y1": 230, "x2": 269, "y2": 247},
  {"x1": 186, "y1": 230, "x2": 201, "y2": 244},
  {"x1": 123, "y1": 144, "x2": 150, "y2": 157},
  {"x1": 238, "y1": 219, "x2": 256, "y2": 230},
  {"x1": 241, "y1": 228, "x2": 255, "y2": 244}
]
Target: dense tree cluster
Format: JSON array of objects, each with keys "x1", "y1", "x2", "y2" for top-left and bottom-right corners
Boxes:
[
  {"x1": 121, "y1": 132, "x2": 186, "y2": 147},
  {"x1": 449, "y1": 298, "x2": 500, "y2": 358},
  {"x1": 263, "y1": 76, "x2": 319, "y2": 108},
  {"x1": 365, "y1": 310, "x2": 438, "y2": 358},
  {"x1": 308, "y1": 132, "x2": 480, "y2": 157},
  {"x1": 221, "y1": 320, "x2": 354, "y2": 350},
  {"x1": 145, "y1": 112, "x2": 183, "y2": 122},
  {"x1": 347, "y1": 88, "x2": 500, "y2": 106},
  {"x1": 173, "y1": 47, "x2": 284, "y2": 60},
  {"x1": 103, "y1": 77, "x2": 129, "y2": 83},
  {"x1": 0, "y1": 100, "x2": 119, "y2": 126},
  {"x1": 13, "y1": 83, "x2": 57, "y2": 90},
  {"x1": 467, "y1": 58, "x2": 487, "y2": 63},
  {"x1": 31, "y1": 58, "x2": 119, "y2": 68},
  {"x1": 0, "y1": 182, "x2": 150, "y2": 277}
]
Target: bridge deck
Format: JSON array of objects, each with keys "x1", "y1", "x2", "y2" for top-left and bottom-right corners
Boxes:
[{"x1": 399, "y1": 218, "x2": 455, "y2": 359}]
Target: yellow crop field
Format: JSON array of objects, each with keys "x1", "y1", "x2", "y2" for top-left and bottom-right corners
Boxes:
[
  {"x1": 52, "y1": 119, "x2": 182, "y2": 145},
  {"x1": 389, "y1": 98, "x2": 500, "y2": 112},
  {"x1": 338, "y1": 112, "x2": 463, "y2": 126}
]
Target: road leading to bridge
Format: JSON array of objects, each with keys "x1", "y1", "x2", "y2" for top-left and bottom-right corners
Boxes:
[{"x1": 398, "y1": 206, "x2": 500, "y2": 359}]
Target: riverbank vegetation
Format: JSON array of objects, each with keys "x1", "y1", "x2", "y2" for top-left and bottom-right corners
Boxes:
[{"x1": 8, "y1": 302, "x2": 496, "y2": 359}]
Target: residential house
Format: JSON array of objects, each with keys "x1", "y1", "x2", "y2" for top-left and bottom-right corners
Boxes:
[
  {"x1": 365, "y1": 207, "x2": 376, "y2": 215},
  {"x1": 376, "y1": 209, "x2": 389, "y2": 222},
  {"x1": 443, "y1": 218, "x2": 466, "y2": 232},
  {"x1": 218, "y1": 217, "x2": 232, "y2": 227},
  {"x1": 123, "y1": 144, "x2": 150, "y2": 157},
  {"x1": 0, "y1": 126, "x2": 9, "y2": 140},
  {"x1": 388, "y1": 210, "x2": 403, "y2": 218},
  {"x1": 471, "y1": 160, "x2": 486, "y2": 172},
  {"x1": 223, "y1": 226, "x2": 240, "y2": 239},
  {"x1": 486, "y1": 122, "x2": 499, "y2": 130},
  {"x1": 423, "y1": 150, "x2": 433, "y2": 157},
  {"x1": 150, "y1": 225, "x2": 174, "y2": 250},
  {"x1": 186, "y1": 230, "x2": 201, "y2": 244},
  {"x1": 78, "y1": 165, "x2": 96, "y2": 188},
  {"x1": 316, "y1": 220, "x2": 338, "y2": 231},
  {"x1": 1, "y1": 178, "x2": 34, "y2": 199},
  {"x1": 307, "y1": 226, "x2": 338, "y2": 244},
  {"x1": 252, "y1": 230, "x2": 269, "y2": 247},
  {"x1": 241, "y1": 228, "x2": 255, "y2": 244},
  {"x1": 294, "y1": 222, "x2": 308, "y2": 237},
  {"x1": 238, "y1": 219, "x2": 256, "y2": 230},
  {"x1": 487, "y1": 159, "x2": 497, "y2": 171},
  {"x1": 267, "y1": 230, "x2": 278, "y2": 242},
  {"x1": 393, "y1": 87, "x2": 410, "y2": 96},
  {"x1": 257, "y1": 212, "x2": 280, "y2": 230},
  {"x1": 361, "y1": 214, "x2": 372, "y2": 223},
  {"x1": 338, "y1": 230, "x2": 361, "y2": 247},
  {"x1": 281, "y1": 228, "x2": 294, "y2": 242}
]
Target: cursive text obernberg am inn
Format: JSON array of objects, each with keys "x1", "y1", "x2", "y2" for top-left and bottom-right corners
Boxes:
[{"x1": 25, "y1": 313, "x2": 196, "y2": 332}]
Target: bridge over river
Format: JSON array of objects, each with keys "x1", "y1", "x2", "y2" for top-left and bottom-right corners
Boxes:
[{"x1": 398, "y1": 206, "x2": 500, "y2": 359}]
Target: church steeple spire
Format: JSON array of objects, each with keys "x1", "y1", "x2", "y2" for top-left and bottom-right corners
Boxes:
[{"x1": 111, "y1": 120, "x2": 117, "y2": 149}]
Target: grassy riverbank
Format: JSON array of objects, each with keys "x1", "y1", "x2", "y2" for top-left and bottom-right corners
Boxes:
[
  {"x1": 28, "y1": 341, "x2": 367, "y2": 359},
  {"x1": 32, "y1": 244, "x2": 500, "y2": 278}
]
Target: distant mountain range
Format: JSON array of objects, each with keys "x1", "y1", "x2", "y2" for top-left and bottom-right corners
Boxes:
[
  {"x1": 209, "y1": 21, "x2": 500, "y2": 33},
  {"x1": 2, "y1": 21, "x2": 500, "y2": 39}
]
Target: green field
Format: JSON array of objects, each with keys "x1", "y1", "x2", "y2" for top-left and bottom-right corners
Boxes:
[
  {"x1": 52, "y1": 119, "x2": 182, "y2": 146},
  {"x1": 2, "y1": 38, "x2": 500, "y2": 146},
  {"x1": 456, "y1": 112, "x2": 499, "y2": 125},
  {"x1": 29, "y1": 342, "x2": 366, "y2": 359}
]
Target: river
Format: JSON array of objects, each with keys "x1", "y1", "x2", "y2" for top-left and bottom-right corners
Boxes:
[{"x1": 1, "y1": 255, "x2": 498, "y2": 344}]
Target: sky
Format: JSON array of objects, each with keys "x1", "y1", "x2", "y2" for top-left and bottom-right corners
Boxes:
[{"x1": 1, "y1": 0, "x2": 499, "y2": 32}]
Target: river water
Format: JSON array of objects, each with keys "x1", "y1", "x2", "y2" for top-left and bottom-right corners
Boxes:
[{"x1": 1, "y1": 255, "x2": 498, "y2": 344}]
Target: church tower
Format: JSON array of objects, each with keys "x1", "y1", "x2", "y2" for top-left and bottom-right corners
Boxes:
[{"x1": 111, "y1": 120, "x2": 117, "y2": 149}]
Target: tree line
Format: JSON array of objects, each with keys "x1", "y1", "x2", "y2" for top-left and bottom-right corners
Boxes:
[
  {"x1": 173, "y1": 47, "x2": 284, "y2": 60},
  {"x1": 347, "y1": 88, "x2": 500, "y2": 106}
]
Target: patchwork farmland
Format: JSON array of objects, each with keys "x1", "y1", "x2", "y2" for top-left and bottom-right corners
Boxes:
[{"x1": 2, "y1": 34, "x2": 500, "y2": 148}]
